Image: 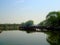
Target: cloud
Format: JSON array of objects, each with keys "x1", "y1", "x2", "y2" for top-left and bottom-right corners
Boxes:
[{"x1": 15, "y1": 0, "x2": 24, "y2": 3}]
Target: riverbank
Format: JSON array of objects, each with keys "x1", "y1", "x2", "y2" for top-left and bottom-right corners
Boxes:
[{"x1": 0, "y1": 24, "x2": 20, "y2": 30}]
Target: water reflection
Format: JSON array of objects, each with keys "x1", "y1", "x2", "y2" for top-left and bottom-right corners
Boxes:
[
  {"x1": 0, "y1": 29, "x2": 60, "y2": 45},
  {"x1": 45, "y1": 31, "x2": 60, "y2": 45},
  {"x1": 19, "y1": 29, "x2": 60, "y2": 45},
  {"x1": 20, "y1": 29, "x2": 37, "y2": 33},
  {"x1": 0, "y1": 30, "x2": 49, "y2": 45}
]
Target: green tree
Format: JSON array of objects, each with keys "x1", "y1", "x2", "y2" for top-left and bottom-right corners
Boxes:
[
  {"x1": 25, "y1": 20, "x2": 34, "y2": 27},
  {"x1": 38, "y1": 20, "x2": 47, "y2": 26},
  {"x1": 46, "y1": 11, "x2": 60, "y2": 27},
  {"x1": 46, "y1": 12, "x2": 57, "y2": 26},
  {"x1": 20, "y1": 20, "x2": 34, "y2": 27},
  {"x1": 39, "y1": 11, "x2": 60, "y2": 27}
]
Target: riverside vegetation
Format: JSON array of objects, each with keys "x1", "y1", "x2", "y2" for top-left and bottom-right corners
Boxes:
[{"x1": 0, "y1": 11, "x2": 60, "y2": 30}]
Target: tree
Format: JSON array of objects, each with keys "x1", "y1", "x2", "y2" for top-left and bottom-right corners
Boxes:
[
  {"x1": 46, "y1": 12, "x2": 57, "y2": 26},
  {"x1": 25, "y1": 20, "x2": 34, "y2": 27},
  {"x1": 46, "y1": 11, "x2": 60, "y2": 27},
  {"x1": 39, "y1": 11, "x2": 60, "y2": 27},
  {"x1": 20, "y1": 20, "x2": 34, "y2": 27},
  {"x1": 19, "y1": 20, "x2": 34, "y2": 30},
  {"x1": 38, "y1": 20, "x2": 47, "y2": 26}
]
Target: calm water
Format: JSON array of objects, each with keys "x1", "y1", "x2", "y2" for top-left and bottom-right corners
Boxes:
[{"x1": 0, "y1": 30, "x2": 50, "y2": 45}]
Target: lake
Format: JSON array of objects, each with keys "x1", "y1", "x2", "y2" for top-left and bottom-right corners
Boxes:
[
  {"x1": 0, "y1": 30, "x2": 50, "y2": 45},
  {"x1": 0, "y1": 30, "x2": 60, "y2": 45}
]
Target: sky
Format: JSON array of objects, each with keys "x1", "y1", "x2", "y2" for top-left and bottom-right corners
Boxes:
[{"x1": 0, "y1": 0, "x2": 60, "y2": 24}]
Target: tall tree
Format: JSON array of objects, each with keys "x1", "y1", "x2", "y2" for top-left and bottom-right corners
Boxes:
[{"x1": 46, "y1": 11, "x2": 60, "y2": 26}]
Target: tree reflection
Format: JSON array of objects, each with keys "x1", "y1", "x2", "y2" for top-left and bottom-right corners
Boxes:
[
  {"x1": 20, "y1": 29, "x2": 39, "y2": 33},
  {"x1": 20, "y1": 29, "x2": 60, "y2": 45},
  {"x1": 44, "y1": 31, "x2": 60, "y2": 45}
]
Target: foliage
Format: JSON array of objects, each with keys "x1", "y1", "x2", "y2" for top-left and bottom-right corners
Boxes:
[
  {"x1": 20, "y1": 20, "x2": 34, "y2": 27},
  {"x1": 25, "y1": 20, "x2": 34, "y2": 26},
  {"x1": 39, "y1": 11, "x2": 60, "y2": 27},
  {"x1": 38, "y1": 20, "x2": 47, "y2": 26}
]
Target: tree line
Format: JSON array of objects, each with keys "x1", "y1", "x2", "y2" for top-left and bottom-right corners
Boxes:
[
  {"x1": 0, "y1": 11, "x2": 60, "y2": 30},
  {"x1": 20, "y1": 11, "x2": 60, "y2": 28}
]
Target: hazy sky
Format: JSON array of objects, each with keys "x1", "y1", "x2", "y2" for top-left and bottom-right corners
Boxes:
[{"x1": 0, "y1": 0, "x2": 60, "y2": 24}]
